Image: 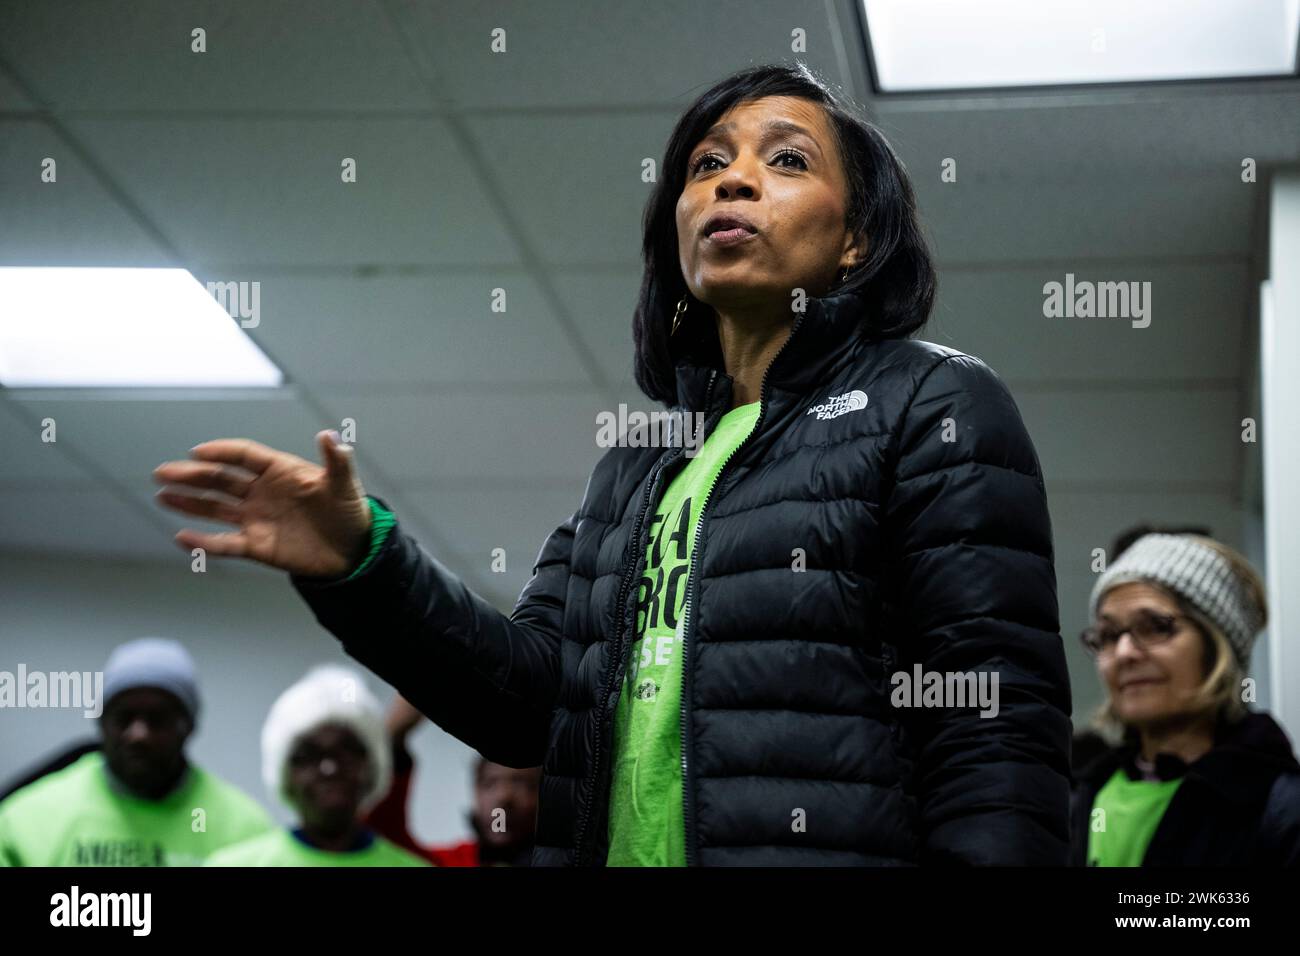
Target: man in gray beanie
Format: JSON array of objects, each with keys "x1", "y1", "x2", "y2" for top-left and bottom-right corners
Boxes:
[
  {"x1": 99, "y1": 637, "x2": 203, "y2": 798},
  {"x1": 0, "y1": 638, "x2": 271, "y2": 866}
]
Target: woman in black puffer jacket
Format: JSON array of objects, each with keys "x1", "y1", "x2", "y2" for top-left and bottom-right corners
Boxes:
[{"x1": 155, "y1": 63, "x2": 1073, "y2": 866}]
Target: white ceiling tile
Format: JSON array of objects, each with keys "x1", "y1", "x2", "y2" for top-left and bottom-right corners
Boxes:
[
  {"x1": 0, "y1": 119, "x2": 174, "y2": 265},
  {"x1": 399, "y1": 483, "x2": 583, "y2": 573},
  {"x1": 5, "y1": 391, "x2": 329, "y2": 486},
  {"x1": 550, "y1": 270, "x2": 643, "y2": 390},
  {"x1": 466, "y1": 111, "x2": 676, "y2": 267},
  {"x1": 224, "y1": 272, "x2": 593, "y2": 388},
  {"x1": 0, "y1": 400, "x2": 100, "y2": 482},
  {"x1": 0, "y1": 0, "x2": 431, "y2": 111},
  {"x1": 0, "y1": 487, "x2": 172, "y2": 558},
  {"x1": 63, "y1": 117, "x2": 524, "y2": 267},
  {"x1": 388, "y1": 0, "x2": 838, "y2": 110},
  {"x1": 309, "y1": 386, "x2": 613, "y2": 482},
  {"x1": 915, "y1": 174, "x2": 1253, "y2": 263},
  {"x1": 877, "y1": 92, "x2": 1300, "y2": 176},
  {"x1": 0, "y1": 67, "x2": 36, "y2": 111},
  {"x1": 377, "y1": 483, "x2": 584, "y2": 611}
]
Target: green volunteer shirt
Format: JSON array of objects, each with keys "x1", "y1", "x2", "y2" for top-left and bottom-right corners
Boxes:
[
  {"x1": 1086, "y1": 766, "x2": 1184, "y2": 867},
  {"x1": 348, "y1": 405, "x2": 763, "y2": 865},
  {"x1": 0, "y1": 751, "x2": 273, "y2": 866},
  {"x1": 204, "y1": 827, "x2": 429, "y2": 867},
  {"x1": 605, "y1": 401, "x2": 762, "y2": 866}
]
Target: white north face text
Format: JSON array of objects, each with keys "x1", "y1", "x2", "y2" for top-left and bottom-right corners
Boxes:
[{"x1": 806, "y1": 389, "x2": 868, "y2": 420}]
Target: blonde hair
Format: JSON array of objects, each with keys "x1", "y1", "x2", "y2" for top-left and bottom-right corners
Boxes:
[{"x1": 1090, "y1": 534, "x2": 1267, "y2": 742}]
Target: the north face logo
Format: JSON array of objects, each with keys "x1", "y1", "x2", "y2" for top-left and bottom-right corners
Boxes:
[{"x1": 806, "y1": 389, "x2": 868, "y2": 420}]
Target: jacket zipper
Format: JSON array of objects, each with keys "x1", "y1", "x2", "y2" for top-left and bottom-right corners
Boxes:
[
  {"x1": 572, "y1": 368, "x2": 718, "y2": 865},
  {"x1": 678, "y1": 309, "x2": 808, "y2": 866}
]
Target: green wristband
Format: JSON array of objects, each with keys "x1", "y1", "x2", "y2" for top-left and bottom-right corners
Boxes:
[{"x1": 344, "y1": 496, "x2": 397, "y2": 581}]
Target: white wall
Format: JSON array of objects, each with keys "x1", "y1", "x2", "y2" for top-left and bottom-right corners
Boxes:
[
  {"x1": 0, "y1": 550, "x2": 479, "y2": 846},
  {"x1": 1263, "y1": 171, "x2": 1300, "y2": 740}
]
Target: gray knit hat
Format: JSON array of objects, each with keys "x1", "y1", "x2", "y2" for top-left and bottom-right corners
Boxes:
[
  {"x1": 1089, "y1": 534, "x2": 1266, "y2": 668},
  {"x1": 102, "y1": 637, "x2": 200, "y2": 722}
]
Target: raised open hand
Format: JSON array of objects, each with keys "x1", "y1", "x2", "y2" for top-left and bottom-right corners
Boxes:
[{"x1": 152, "y1": 430, "x2": 372, "y2": 579}]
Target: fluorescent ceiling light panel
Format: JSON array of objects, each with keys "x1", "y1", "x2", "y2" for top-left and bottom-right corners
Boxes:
[
  {"x1": 863, "y1": 0, "x2": 1300, "y2": 92},
  {"x1": 0, "y1": 267, "x2": 283, "y2": 387}
]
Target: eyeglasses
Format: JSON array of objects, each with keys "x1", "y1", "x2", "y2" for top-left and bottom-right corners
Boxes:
[
  {"x1": 288, "y1": 741, "x2": 369, "y2": 770},
  {"x1": 1080, "y1": 610, "x2": 1195, "y2": 657}
]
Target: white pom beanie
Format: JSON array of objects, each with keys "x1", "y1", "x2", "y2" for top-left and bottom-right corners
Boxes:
[{"x1": 261, "y1": 664, "x2": 391, "y2": 814}]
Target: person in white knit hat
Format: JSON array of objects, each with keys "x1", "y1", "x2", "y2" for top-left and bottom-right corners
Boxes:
[
  {"x1": 206, "y1": 665, "x2": 427, "y2": 867},
  {"x1": 1069, "y1": 532, "x2": 1300, "y2": 866}
]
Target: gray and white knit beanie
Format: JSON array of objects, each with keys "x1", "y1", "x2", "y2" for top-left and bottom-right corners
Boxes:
[
  {"x1": 261, "y1": 664, "x2": 391, "y2": 814},
  {"x1": 1089, "y1": 533, "x2": 1266, "y2": 668}
]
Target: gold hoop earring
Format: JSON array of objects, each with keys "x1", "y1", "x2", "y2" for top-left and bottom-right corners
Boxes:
[{"x1": 671, "y1": 294, "x2": 688, "y2": 336}]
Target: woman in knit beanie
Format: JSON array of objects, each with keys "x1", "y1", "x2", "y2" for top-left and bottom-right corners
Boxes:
[{"x1": 1070, "y1": 532, "x2": 1300, "y2": 866}]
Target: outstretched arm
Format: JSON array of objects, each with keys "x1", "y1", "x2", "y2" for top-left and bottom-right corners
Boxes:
[{"x1": 291, "y1": 502, "x2": 578, "y2": 768}]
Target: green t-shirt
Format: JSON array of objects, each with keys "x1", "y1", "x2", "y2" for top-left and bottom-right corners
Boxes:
[
  {"x1": 605, "y1": 401, "x2": 762, "y2": 866},
  {"x1": 1087, "y1": 766, "x2": 1184, "y2": 867},
  {"x1": 0, "y1": 751, "x2": 273, "y2": 866},
  {"x1": 204, "y1": 827, "x2": 429, "y2": 867}
]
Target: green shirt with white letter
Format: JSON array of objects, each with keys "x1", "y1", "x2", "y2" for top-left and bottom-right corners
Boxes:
[
  {"x1": 605, "y1": 401, "x2": 761, "y2": 866},
  {"x1": 341, "y1": 405, "x2": 764, "y2": 866},
  {"x1": 0, "y1": 751, "x2": 272, "y2": 866}
]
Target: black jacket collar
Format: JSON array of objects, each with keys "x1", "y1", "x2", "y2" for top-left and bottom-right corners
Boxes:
[
  {"x1": 1076, "y1": 711, "x2": 1300, "y2": 809},
  {"x1": 671, "y1": 287, "x2": 872, "y2": 415},
  {"x1": 1072, "y1": 712, "x2": 1300, "y2": 866}
]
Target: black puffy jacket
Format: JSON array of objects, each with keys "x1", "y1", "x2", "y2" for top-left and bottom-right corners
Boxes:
[
  {"x1": 291, "y1": 287, "x2": 1073, "y2": 866},
  {"x1": 1070, "y1": 711, "x2": 1300, "y2": 866}
]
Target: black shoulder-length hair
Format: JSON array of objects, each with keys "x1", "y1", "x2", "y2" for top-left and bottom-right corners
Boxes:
[{"x1": 632, "y1": 61, "x2": 937, "y2": 406}]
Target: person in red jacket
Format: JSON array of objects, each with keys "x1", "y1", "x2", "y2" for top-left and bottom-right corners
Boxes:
[{"x1": 362, "y1": 695, "x2": 540, "y2": 866}]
